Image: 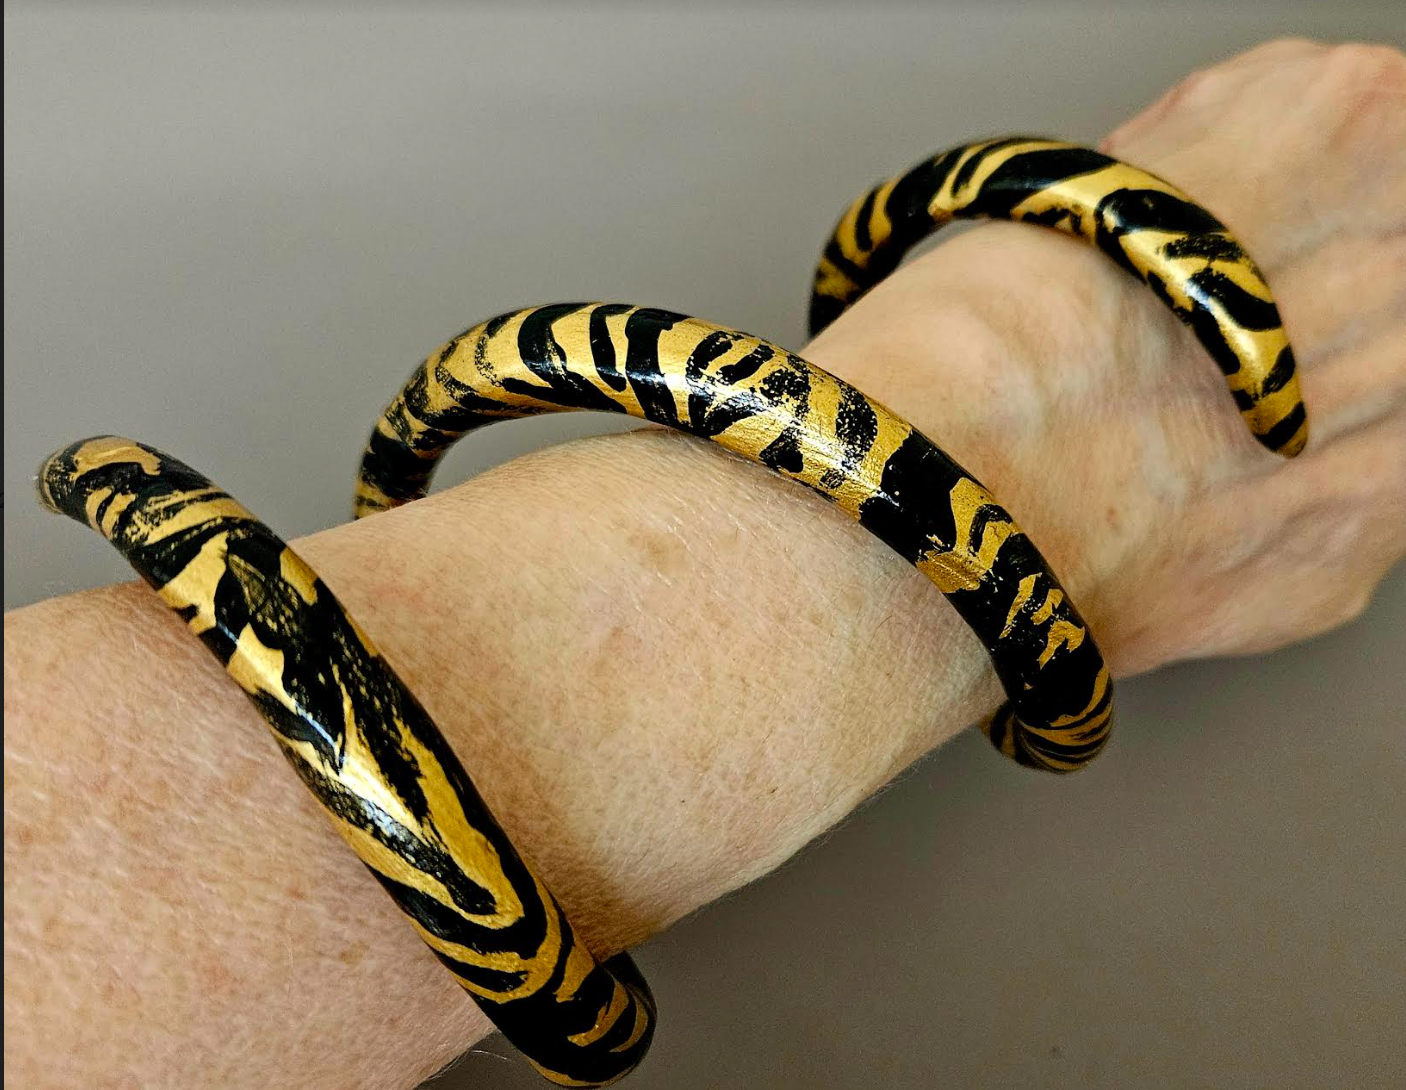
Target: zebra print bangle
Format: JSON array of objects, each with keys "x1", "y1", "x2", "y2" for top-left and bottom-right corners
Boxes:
[
  {"x1": 353, "y1": 304, "x2": 1112, "y2": 772},
  {"x1": 810, "y1": 136, "x2": 1308, "y2": 456},
  {"x1": 37, "y1": 437, "x2": 656, "y2": 1088},
  {"x1": 36, "y1": 137, "x2": 1302, "y2": 1085}
]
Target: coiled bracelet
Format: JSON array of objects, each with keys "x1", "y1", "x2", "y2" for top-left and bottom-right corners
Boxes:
[{"x1": 37, "y1": 137, "x2": 1305, "y2": 1086}]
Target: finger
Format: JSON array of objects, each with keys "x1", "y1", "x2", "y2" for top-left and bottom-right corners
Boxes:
[
  {"x1": 1158, "y1": 410, "x2": 1405, "y2": 663},
  {"x1": 1273, "y1": 231, "x2": 1406, "y2": 442},
  {"x1": 1274, "y1": 232, "x2": 1406, "y2": 354},
  {"x1": 1299, "y1": 320, "x2": 1406, "y2": 445},
  {"x1": 1264, "y1": 408, "x2": 1406, "y2": 605}
]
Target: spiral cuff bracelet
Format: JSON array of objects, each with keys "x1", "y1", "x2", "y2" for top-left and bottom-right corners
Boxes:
[{"x1": 38, "y1": 137, "x2": 1304, "y2": 1085}]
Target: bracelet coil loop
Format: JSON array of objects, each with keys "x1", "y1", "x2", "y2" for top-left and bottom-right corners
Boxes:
[
  {"x1": 810, "y1": 136, "x2": 1308, "y2": 456},
  {"x1": 37, "y1": 437, "x2": 655, "y2": 1088},
  {"x1": 354, "y1": 305, "x2": 1113, "y2": 772}
]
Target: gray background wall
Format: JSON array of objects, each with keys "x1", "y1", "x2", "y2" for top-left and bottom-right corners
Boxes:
[{"x1": 5, "y1": 3, "x2": 1403, "y2": 1088}]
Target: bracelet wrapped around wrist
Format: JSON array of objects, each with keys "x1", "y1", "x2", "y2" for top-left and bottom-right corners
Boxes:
[{"x1": 37, "y1": 137, "x2": 1302, "y2": 1085}]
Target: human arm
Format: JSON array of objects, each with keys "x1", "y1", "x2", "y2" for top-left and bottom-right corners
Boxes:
[{"x1": 5, "y1": 39, "x2": 1405, "y2": 1089}]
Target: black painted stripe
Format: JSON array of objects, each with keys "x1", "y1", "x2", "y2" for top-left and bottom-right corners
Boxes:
[
  {"x1": 852, "y1": 184, "x2": 880, "y2": 252},
  {"x1": 1260, "y1": 401, "x2": 1307, "y2": 450},
  {"x1": 962, "y1": 145, "x2": 1115, "y2": 220},
  {"x1": 1260, "y1": 345, "x2": 1297, "y2": 397}
]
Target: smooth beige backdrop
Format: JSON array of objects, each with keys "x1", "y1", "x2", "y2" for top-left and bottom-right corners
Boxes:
[{"x1": 5, "y1": 3, "x2": 1404, "y2": 1088}]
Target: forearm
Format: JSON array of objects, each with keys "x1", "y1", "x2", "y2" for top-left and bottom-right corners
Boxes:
[
  {"x1": 9, "y1": 39, "x2": 1405, "y2": 1087},
  {"x1": 3, "y1": 341, "x2": 1007, "y2": 1088}
]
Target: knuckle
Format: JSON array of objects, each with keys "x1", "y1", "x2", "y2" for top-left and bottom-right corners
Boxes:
[
  {"x1": 1248, "y1": 36, "x2": 1325, "y2": 61},
  {"x1": 1354, "y1": 454, "x2": 1406, "y2": 516},
  {"x1": 1336, "y1": 582, "x2": 1375, "y2": 626},
  {"x1": 1131, "y1": 72, "x2": 1201, "y2": 131},
  {"x1": 1141, "y1": 65, "x2": 1224, "y2": 126},
  {"x1": 1318, "y1": 42, "x2": 1406, "y2": 98}
]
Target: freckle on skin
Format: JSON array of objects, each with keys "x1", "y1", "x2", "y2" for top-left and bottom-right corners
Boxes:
[
  {"x1": 42, "y1": 911, "x2": 66, "y2": 944},
  {"x1": 205, "y1": 957, "x2": 235, "y2": 992},
  {"x1": 338, "y1": 940, "x2": 370, "y2": 966},
  {"x1": 225, "y1": 758, "x2": 261, "y2": 799},
  {"x1": 101, "y1": 973, "x2": 141, "y2": 1006},
  {"x1": 627, "y1": 525, "x2": 691, "y2": 582}
]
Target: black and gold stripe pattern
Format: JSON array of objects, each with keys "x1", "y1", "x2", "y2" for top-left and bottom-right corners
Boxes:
[
  {"x1": 37, "y1": 437, "x2": 656, "y2": 1088},
  {"x1": 810, "y1": 136, "x2": 1308, "y2": 456},
  {"x1": 35, "y1": 137, "x2": 1303, "y2": 1085},
  {"x1": 354, "y1": 304, "x2": 1112, "y2": 773}
]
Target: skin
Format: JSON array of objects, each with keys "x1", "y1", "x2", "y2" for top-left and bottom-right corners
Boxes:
[{"x1": 5, "y1": 39, "x2": 1405, "y2": 1090}]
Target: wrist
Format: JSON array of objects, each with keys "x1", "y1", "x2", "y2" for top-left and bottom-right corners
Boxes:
[
  {"x1": 803, "y1": 221, "x2": 1180, "y2": 673},
  {"x1": 297, "y1": 427, "x2": 1004, "y2": 954}
]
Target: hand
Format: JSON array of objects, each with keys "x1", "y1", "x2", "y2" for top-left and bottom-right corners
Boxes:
[{"x1": 806, "y1": 39, "x2": 1406, "y2": 676}]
